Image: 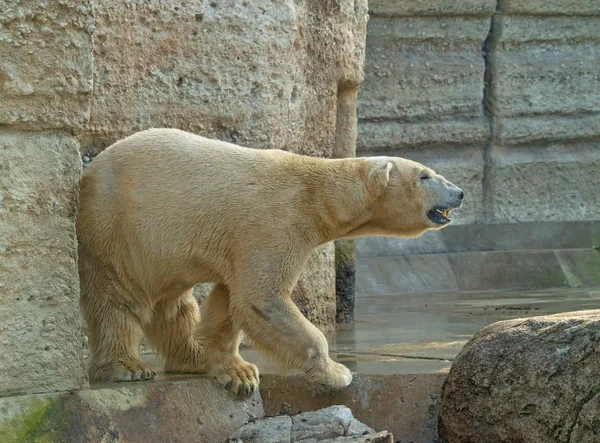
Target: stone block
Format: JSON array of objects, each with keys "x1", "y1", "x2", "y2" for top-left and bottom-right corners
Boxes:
[
  {"x1": 0, "y1": 130, "x2": 86, "y2": 396},
  {"x1": 359, "y1": 17, "x2": 489, "y2": 122},
  {"x1": 486, "y1": 146, "x2": 600, "y2": 222},
  {"x1": 0, "y1": 0, "x2": 93, "y2": 131},
  {"x1": 358, "y1": 222, "x2": 596, "y2": 257},
  {"x1": 356, "y1": 254, "x2": 457, "y2": 296},
  {"x1": 357, "y1": 3, "x2": 492, "y2": 153},
  {"x1": 357, "y1": 120, "x2": 489, "y2": 152},
  {"x1": 491, "y1": 18, "x2": 600, "y2": 120},
  {"x1": 499, "y1": 0, "x2": 600, "y2": 16},
  {"x1": 448, "y1": 250, "x2": 567, "y2": 291},
  {"x1": 369, "y1": 0, "x2": 496, "y2": 17},
  {"x1": 81, "y1": 0, "x2": 368, "y2": 157},
  {"x1": 497, "y1": 115, "x2": 600, "y2": 147},
  {"x1": 0, "y1": 377, "x2": 264, "y2": 442}
]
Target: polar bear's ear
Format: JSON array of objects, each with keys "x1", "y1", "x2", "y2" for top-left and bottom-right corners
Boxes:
[{"x1": 367, "y1": 161, "x2": 393, "y2": 197}]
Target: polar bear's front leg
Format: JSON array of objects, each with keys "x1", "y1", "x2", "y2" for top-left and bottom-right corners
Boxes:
[
  {"x1": 195, "y1": 284, "x2": 260, "y2": 395},
  {"x1": 146, "y1": 285, "x2": 259, "y2": 394},
  {"x1": 229, "y1": 286, "x2": 353, "y2": 390}
]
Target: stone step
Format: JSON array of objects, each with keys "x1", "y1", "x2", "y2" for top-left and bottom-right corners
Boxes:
[{"x1": 0, "y1": 373, "x2": 443, "y2": 443}]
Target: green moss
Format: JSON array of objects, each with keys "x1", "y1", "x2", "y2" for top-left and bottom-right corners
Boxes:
[{"x1": 0, "y1": 397, "x2": 64, "y2": 443}]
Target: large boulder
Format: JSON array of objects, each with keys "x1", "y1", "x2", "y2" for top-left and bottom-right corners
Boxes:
[{"x1": 439, "y1": 310, "x2": 600, "y2": 442}]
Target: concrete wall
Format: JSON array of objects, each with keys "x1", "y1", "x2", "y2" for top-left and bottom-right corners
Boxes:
[
  {"x1": 0, "y1": 1, "x2": 92, "y2": 396},
  {"x1": 0, "y1": 0, "x2": 367, "y2": 398},
  {"x1": 358, "y1": 0, "x2": 600, "y2": 224}
]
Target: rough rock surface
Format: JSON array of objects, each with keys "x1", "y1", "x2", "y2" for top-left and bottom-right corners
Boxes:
[
  {"x1": 484, "y1": 1, "x2": 600, "y2": 223},
  {"x1": 0, "y1": 377, "x2": 264, "y2": 442},
  {"x1": 0, "y1": 0, "x2": 92, "y2": 398},
  {"x1": 0, "y1": 131, "x2": 87, "y2": 396},
  {"x1": 229, "y1": 415, "x2": 293, "y2": 443},
  {"x1": 228, "y1": 405, "x2": 392, "y2": 443},
  {"x1": 0, "y1": 0, "x2": 94, "y2": 131},
  {"x1": 76, "y1": 0, "x2": 368, "y2": 329},
  {"x1": 439, "y1": 310, "x2": 600, "y2": 443},
  {"x1": 80, "y1": 0, "x2": 367, "y2": 155}
]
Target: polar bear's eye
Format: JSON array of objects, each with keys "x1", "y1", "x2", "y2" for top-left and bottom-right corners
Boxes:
[{"x1": 420, "y1": 174, "x2": 431, "y2": 180}]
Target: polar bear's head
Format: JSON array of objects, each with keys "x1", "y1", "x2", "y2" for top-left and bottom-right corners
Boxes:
[{"x1": 364, "y1": 157, "x2": 464, "y2": 238}]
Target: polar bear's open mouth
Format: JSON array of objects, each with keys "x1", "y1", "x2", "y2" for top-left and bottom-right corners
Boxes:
[{"x1": 427, "y1": 207, "x2": 454, "y2": 225}]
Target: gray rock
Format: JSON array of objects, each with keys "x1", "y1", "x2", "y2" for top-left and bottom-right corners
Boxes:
[
  {"x1": 228, "y1": 416, "x2": 292, "y2": 443},
  {"x1": 318, "y1": 431, "x2": 393, "y2": 443},
  {"x1": 346, "y1": 419, "x2": 376, "y2": 436},
  {"x1": 292, "y1": 405, "x2": 354, "y2": 441},
  {"x1": 229, "y1": 405, "x2": 387, "y2": 443},
  {"x1": 439, "y1": 310, "x2": 600, "y2": 442}
]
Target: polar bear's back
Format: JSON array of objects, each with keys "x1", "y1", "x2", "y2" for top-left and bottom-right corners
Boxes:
[{"x1": 77, "y1": 128, "x2": 300, "y2": 287}]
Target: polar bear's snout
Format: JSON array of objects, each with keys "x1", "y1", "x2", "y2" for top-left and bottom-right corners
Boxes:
[{"x1": 425, "y1": 174, "x2": 464, "y2": 226}]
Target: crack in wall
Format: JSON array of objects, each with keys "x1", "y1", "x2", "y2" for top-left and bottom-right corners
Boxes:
[{"x1": 481, "y1": 1, "x2": 501, "y2": 224}]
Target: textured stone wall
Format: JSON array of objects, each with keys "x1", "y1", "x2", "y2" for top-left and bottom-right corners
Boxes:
[
  {"x1": 0, "y1": 1, "x2": 91, "y2": 396},
  {"x1": 358, "y1": 0, "x2": 600, "y2": 224},
  {"x1": 77, "y1": 0, "x2": 367, "y2": 329},
  {"x1": 485, "y1": 0, "x2": 600, "y2": 222}
]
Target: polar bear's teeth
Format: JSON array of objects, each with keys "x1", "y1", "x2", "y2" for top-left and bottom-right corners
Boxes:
[{"x1": 435, "y1": 209, "x2": 450, "y2": 218}]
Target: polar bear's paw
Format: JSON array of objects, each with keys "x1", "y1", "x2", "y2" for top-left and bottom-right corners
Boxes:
[
  {"x1": 210, "y1": 355, "x2": 260, "y2": 396},
  {"x1": 90, "y1": 360, "x2": 157, "y2": 382},
  {"x1": 306, "y1": 359, "x2": 353, "y2": 389}
]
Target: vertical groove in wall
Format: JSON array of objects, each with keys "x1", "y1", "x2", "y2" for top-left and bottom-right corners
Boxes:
[
  {"x1": 481, "y1": 1, "x2": 501, "y2": 224},
  {"x1": 333, "y1": 84, "x2": 359, "y2": 323}
]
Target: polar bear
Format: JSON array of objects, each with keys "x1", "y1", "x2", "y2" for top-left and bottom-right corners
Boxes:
[{"x1": 77, "y1": 128, "x2": 463, "y2": 395}]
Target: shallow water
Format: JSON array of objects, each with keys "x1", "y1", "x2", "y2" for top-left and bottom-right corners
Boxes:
[{"x1": 242, "y1": 287, "x2": 600, "y2": 374}]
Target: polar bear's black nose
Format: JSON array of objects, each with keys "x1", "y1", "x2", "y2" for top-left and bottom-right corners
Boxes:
[{"x1": 458, "y1": 190, "x2": 465, "y2": 200}]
